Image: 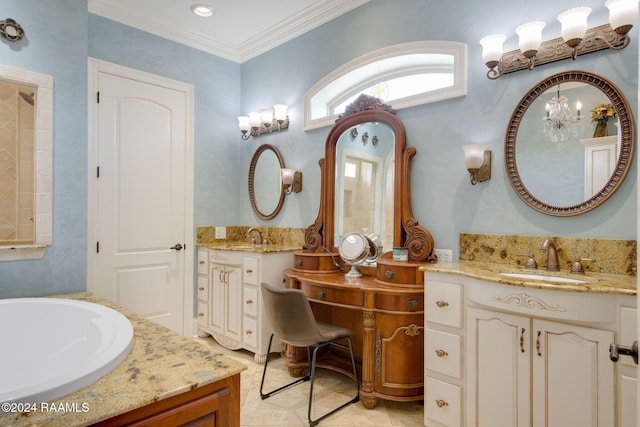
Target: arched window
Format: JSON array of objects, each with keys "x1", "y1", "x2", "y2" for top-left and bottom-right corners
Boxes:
[{"x1": 304, "y1": 41, "x2": 467, "y2": 130}]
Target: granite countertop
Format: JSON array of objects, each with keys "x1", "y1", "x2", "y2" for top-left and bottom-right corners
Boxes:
[
  {"x1": 420, "y1": 261, "x2": 637, "y2": 296},
  {"x1": 199, "y1": 242, "x2": 302, "y2": 253},
  {"x1": 1, "y1": 292, "x2": 246, "y2": 427}
]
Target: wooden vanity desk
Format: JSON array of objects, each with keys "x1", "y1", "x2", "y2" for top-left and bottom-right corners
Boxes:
[
  {"x1": 286, "y1": 95, "x2": 436, "y2": 409},
  {"x1": 283, "y1": 252, "x2": 427, "y2": 409}
]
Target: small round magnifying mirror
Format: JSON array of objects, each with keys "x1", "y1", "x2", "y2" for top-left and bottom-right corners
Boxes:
[{"x1": 339, "y1": 232, "x2": 382, "y2": 279}]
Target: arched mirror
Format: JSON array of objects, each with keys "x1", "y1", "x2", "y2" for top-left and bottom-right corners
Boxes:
[
  {"x1": 505, "y1": 71, "x2": 635, "y2": 216},
  {"x1": 248, "y1": 144, "x2": 286, "y2": 220},
  {"x1": 305, "y1": 94, "x2": 434, "y2": 261}
]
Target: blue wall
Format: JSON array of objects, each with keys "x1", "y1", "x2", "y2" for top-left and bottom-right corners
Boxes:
[
  {"x1": 238, "y1": 0, "x2": 638, "y2": 256},
  {"x1": 0, "y1": 0, "x2": 637, "y2": 298}
]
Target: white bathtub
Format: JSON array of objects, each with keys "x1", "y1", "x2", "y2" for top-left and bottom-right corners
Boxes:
[{"x1": 0, "y1": 298, "x2": 134, "y2": 404}]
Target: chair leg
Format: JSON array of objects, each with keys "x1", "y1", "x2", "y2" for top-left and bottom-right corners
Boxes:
[
  {"x1": 260, "y1": 334, "x2": 311, "y2": 400},
  {"x1": 307, "y1": 337, "x2": 360, "y2": 427}
]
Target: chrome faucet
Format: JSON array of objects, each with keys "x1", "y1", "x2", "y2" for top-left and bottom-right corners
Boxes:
[
  {"x1": 247, "y1": 227, "x2": 267, "y2": 245},
  {"x1": 540, "y1": 238, "x2": 560, "y2": 271}
]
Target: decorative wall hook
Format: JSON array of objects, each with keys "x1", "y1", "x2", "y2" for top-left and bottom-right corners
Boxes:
[{"x1": 0, "y1": 19, "x2": 25, "y2": 42}]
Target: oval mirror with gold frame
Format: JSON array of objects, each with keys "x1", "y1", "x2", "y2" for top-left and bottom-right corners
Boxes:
[
  {"x1": 305, "y1": 94, "x2": 434, "y2": 261},
  {"x1": 248, "y1": 144, "x2": 286, "y2": 220},
  {"x1": 505, "y1": 71, "x2": 635, "y2": 216}
]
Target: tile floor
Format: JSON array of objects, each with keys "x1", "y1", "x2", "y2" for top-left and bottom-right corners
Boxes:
[{"x1": 196, "y1": 337, "x2": 425, "y2": 427}]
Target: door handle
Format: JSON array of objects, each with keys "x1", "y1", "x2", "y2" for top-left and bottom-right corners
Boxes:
[
  {"x1": 609, "y1": 341, "x2": 638, "y2": 365},
  {"x1": 170, "y1": 243, "x2": 183, "y2": 251}
]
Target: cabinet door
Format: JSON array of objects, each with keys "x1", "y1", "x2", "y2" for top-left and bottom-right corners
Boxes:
[
  {"x1": 225, "y1": 266, "x2": 243, "y2": 342},
  {"x1": 210, "y1": 263, "x2": 225, "y2": 335},
  {"x1": 467, "y1": 308, "x2": 530, "y2": 427},
  {"x1": 532, "y1": 319, "x2": 614, "y2": 427}
]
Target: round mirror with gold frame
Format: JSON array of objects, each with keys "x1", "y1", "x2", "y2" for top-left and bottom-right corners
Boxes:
[{"x1": 505, "y1": 71, "x2": 635, "y2": 216}]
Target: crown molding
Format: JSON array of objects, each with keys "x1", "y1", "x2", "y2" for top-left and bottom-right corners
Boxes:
[{"x1": 88, "y1": 0, "x2": 371, "y2": 63}]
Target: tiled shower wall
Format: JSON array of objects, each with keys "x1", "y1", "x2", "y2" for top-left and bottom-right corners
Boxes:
[{"x1": 0, "y1": 80, "x2": 35, "y2": 244}]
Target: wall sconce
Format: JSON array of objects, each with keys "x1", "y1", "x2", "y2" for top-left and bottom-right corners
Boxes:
[
  {"x1": 281, "y1": 168, "x2": 302, "y2": 195},
  {"x1": 463, "y1": 144, "x2": 491, "y2": 185},
  {"x1": 238, "y1": 104, "x2": 289, "y2": 140},
  {"x1": 480, "y1": 0, "x2": 638, "y2": 80}
]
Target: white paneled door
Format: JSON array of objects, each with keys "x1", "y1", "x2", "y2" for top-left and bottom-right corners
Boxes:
[{"x1": 88, "y1": 59, "x2": 194, "y2": 335}]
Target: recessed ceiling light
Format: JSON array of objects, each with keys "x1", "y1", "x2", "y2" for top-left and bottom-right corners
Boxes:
[{"x1": 191, "y1": 3, "x2": 214, "y2": 17}]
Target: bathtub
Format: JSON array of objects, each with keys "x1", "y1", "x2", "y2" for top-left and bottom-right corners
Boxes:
[{"x1": 0, "y1": 298, "x2": 134, "y2": 404}]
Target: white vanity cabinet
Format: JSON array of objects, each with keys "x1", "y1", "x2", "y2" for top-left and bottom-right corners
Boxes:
[
  {"x1": 424, "y1": 270, "x2": 636, "y2": 427},
  {"x1": 197, "y1": 247, "x2": 291, "y2": 363}
]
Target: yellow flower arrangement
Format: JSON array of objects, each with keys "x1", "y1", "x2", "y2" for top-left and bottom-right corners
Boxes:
[{"x1": 591, "y1": 103, "x2": 616, "y2": 123}]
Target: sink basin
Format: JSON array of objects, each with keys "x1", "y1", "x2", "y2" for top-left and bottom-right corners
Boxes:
[
  {"x1": 500, "y1": 272, "x2": 588, "y2": 284},
  {"x1": 0, "y1": 298, "x2": 134, "y2": 403}
]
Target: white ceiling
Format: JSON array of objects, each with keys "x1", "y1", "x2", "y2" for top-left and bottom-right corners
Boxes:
[{"x1": 88, "y1": 0, "x2": 371, "y2": 63}]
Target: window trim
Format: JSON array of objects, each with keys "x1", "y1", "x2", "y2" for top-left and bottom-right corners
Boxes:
[{"x1": 303, "y1": 41, "x2": 467, "y2": 131}]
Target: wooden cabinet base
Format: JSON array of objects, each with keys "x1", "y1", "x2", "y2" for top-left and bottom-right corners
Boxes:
[{"x1": 92, "y1": 374, "x2": 240, "y2": 427}]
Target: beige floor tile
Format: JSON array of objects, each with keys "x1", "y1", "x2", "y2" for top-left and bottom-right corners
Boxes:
[{"x1": 195, "y1": 337, "x2": 424, "y2": 427}]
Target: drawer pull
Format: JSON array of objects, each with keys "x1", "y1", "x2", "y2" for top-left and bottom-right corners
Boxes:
[
  {"x1": 318, "y1": 289, "x2": 327, "y2": 298},
  {"x1": 435, "y1": 300, "x2": 449, "y2": 308},
  {"x1": 199, "y1": 260, "x2": 205, "y2": 265},
  {"x1": 408, "y1": 298, "x2": 418, "y2": 309},
  {"x1": 198, "y1": 312, "x2": 204, "y2": 317},
  {"x1": 435, "y1": 399, "x2": 449, "y2": 408},
  {"x1": 297, "y1": 259, "x2": 304, "y2": 267},
  {"x1": 385, "y1": 270, "x2": 395, "y2": 279},
  {"x1": 435, "y1": 349, "x2": 448, "y2": 358},
  {"x1": 198, "y1": 287, "x2": 205, "y2": 291},
  {"x1": 245, "y1": 330, "x2": 253, "y2": 335},
  {"x1": 246, "y1": 299, "x2": 253, "y2": 304},
  {"x1": 520, "y1": 328, "x2": 525, "y2": 353},
  {"x1": 536, "y1": 331, "x2": 542, "y2": 356},
  {"x1": 246, "y1": 269, "x2": 253, "y2": 274}
]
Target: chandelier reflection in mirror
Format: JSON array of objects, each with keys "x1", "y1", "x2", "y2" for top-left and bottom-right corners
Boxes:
[{"x1": 543, "y1": 85, "x2": 582, "y2": 143}]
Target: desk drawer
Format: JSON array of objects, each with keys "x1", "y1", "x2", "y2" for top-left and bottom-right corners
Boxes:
[
  {"x1": 293, "y1": 253, "x2": 340, "y2": 272},
  {"x1": 376, "y1": 293, "x2": 423, "y2": 312},
  {"x1": 376, "y1": 261, "x2": 423, "y2": 286},
  {"x1": 301, "y1": 282, "x2": 364, "y2": 306}
]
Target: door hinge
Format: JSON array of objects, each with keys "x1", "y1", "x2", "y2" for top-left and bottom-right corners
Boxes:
[
  {"x1": 97, "y1": 91, "x2": 100, "y2": 103},
  {"x1": 96, "y1": 241, "x2": 99, "y2": 253}
]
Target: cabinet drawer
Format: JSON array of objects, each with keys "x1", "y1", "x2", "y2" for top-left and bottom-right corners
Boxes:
[
  {"x1": 376, "y1": 260, "x2": 423, "y2": 286},
  {"x1": 293, "y1": 252, "x2": 340, "y2": 272},
  {"x1": 243, "y1": 316, "x2": 258, "y2": 348},
  {"x1": 243, "y1": 257, "x2": 259, "y2": 285},
  {"x1": 197, "y1": 250, "x2": 208, "y2": 274},
  {"x1": 197, "y1": 276, "x2": 208, "y2": 300},
  {"x1": 375, "y1": 293, "x2": 423, "y2": 312},
  {"x1": 197, "y1": 301, "x2": 208, "y2": 327},
  {"x1": 426, "y1": 328, "x2": 462, "y2": 379},
  {"x1": 425, "y1": 377, "x2": 461, "y2": 427},
  {"x1": 426, "y1": 281, "x2": 462, "y2": 328},
  {"x1": 244, "y1": 285, "x2": 258, "y2": 318},
  {"x1": 300, "y1": 282, "x2": 364, "y2": 306}
]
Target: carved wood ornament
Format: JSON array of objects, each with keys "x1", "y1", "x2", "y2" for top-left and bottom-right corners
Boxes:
[{"x1": 304, "y1": 94, "x2": 434, "y2": 261}]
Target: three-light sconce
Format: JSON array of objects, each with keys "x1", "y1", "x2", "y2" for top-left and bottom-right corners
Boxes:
[
  {"x1": 237, "y1": 104, "x2": 289, "y2": 140},
  {"x1": 281, "y1": 168, "x2": 302, "y2": 195},
  {"x1": 463, "y1": 144, "x2": 491, "y2": 185},
  {"x1": 480, "y1": 0, "x2": 638, "y2": 80}
]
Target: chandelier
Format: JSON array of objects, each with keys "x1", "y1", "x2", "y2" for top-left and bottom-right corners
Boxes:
[{"x1": 543, "y1": 85, "x2": 581, "y2": 143}]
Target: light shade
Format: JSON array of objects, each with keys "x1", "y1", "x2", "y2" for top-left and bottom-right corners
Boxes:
[
  {"x1": 479, "y1": 34, "x2": 507, "y2": 65},
  {"x1": 606, "y1": 0, "x2": 639, "y2": 31},
  {"x1": 249, "y1": 112, "x2": 261, "y2": 127},
  {"x1": 463, "y1": 144, "x2": 488, "y2": 169},
  {"x1": 237, "y1": 116, "x2": 250, "y2": 132},
  {"x1": 558, "y1": 7, "x2": 592, "y2": 44},
  {"x1": 273, "y1": 104, "x2": 288, "y2": 122},
  {"x1": 261, "y1": 108, "x2": 274, "y2": 125},
  {"x1": 281, "y1": 168, "x2": 296, "y2": 185},
  {"x1": 516, "y1": 21, "x2": 546, "y2": 57}
]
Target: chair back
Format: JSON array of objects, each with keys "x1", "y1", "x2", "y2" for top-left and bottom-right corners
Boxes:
[{"x1": 261, "y1": 282, "x2": 325, "y2": 347}]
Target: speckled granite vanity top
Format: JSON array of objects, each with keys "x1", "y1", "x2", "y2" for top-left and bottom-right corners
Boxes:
[
  {"x1": 420, "y1": 261, "x2": 636, "y2": 296},
  {"x1": 200, "y1": 242, "x2": 302, "y2": 253},
  {"x1": 1, "y1": 292, "x2": 245, "y2": 427}
]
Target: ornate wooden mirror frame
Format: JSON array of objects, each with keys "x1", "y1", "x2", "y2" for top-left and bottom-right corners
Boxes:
[{"x1": 304, "y1": 94, "x2": 434, "y2": 261}]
